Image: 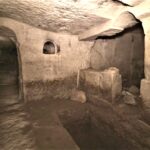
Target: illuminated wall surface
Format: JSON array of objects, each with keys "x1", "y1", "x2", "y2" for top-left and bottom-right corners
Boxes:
[{"x1": 0, "y1": 1, "x2": 150, "y2": 150}]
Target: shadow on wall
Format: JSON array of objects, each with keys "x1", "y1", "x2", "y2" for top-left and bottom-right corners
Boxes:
[{"x1": 90, "y1": 23, "x2": 145, "y2": 88}]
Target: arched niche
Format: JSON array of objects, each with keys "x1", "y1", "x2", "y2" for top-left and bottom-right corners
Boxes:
[{"x1": 43, "y1": 40, "x2": 60, "y2": 54}]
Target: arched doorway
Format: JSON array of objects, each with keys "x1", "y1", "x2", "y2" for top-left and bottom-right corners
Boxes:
[
  {"x1": 0, "y1": 36, "x2": 19, "y2": 99},
  {"x1": 0, "y1": 27, "x2": 23, "y2": 101}
]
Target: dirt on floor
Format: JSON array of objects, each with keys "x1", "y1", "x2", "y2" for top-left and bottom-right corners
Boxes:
[
  {"x1": 1, "y1": 78, "x2": 150, "y2": 150},
  {"x1": 25, "y1": 94, "x2": 150, "y2": 150},
  {"x1": 0, "y1": 85, "x2": 37, "y2": 150}
]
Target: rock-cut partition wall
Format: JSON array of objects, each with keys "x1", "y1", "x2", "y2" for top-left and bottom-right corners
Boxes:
[{"x1": 90, "y1": 23, "x2": 144, "y2": 88}]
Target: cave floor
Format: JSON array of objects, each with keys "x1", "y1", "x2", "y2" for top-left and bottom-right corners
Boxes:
[
  {"x1": 26, "y1": 96, "x2": 150, "y2": 150},
  {"x1": 0, "y1": 85, "x2": 36, "y2": 150},
  {"x1": 0, "y1": 85, "x2": 150, "y2": 150}
]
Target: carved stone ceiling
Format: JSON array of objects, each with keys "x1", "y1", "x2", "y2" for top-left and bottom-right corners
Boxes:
[{"x1": 0, "y1": 0, "x2": 148, "y2": 34}]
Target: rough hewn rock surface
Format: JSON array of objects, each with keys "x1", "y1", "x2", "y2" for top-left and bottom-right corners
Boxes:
[{"x1": 0, "y1": 0, "x2": 125, "y2": 34}]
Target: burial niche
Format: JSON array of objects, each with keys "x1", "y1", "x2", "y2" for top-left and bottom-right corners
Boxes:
[{"x1": 43, "y1": 41, "x2": 59, "y2": 54}]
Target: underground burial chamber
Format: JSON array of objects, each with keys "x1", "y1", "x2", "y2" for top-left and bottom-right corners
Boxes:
[
  {"x1": 0, "y1": 1, "x2": 149, "y2": 150},
  {"x1": 15, "y1": 19, "x2": 148, "y2": 150},
  {"x1": 56, "y1": 20, "x2": 148, "y2": 150}
]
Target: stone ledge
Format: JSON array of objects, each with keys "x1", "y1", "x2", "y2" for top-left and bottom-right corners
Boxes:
[
  {"x1": 80, "y1": 67, "x2": 122, "y2": 102},
  {"x1": 140, "y1": 79, "x2": 150, "y2": 108}
]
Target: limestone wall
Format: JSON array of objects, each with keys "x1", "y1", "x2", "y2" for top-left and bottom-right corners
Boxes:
[
  {"x1": 90, "y1": 24, "x2": 144, "y2": 87},
  {"x1": 0, "y1": 17, "x2": 93, "y2": 101},
  {"x1": 140, "y1": 17, "x2": 150, "y2": 109},
  {"x1": 141, "y1": 17, "x2": 150, "y2": 80}
]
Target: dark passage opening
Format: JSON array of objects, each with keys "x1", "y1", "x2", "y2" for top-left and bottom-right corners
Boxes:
[{"x1": 0, "y1": 36, "x2": 19, "y2": 98}]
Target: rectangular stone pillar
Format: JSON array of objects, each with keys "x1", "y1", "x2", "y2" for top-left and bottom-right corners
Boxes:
[
  {"x1": 140, "y1": 18, "x2": 150, "y2": 109},
  {"x1": 140, "y1": 79, "x2": 150, "y2": 109},
  {"x1": 80, "y1": 67, "x2": 122, "y2": 102}
]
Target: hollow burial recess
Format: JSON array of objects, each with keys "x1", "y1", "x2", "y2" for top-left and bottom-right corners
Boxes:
[{"x1": 59, "y1": 106, "x2": 146, "y2": 150}]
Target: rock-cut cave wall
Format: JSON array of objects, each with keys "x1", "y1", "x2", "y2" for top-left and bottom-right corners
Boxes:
[
  {"x1": 90, "y1": 23, "x2": 144, "y2": 88},
  {"x1": 0, "y1": 17, "x2": 93, "y2": 101}
]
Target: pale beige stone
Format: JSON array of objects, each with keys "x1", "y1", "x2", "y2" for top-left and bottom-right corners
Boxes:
[
  {"x1": 0, "y1": 0, "x2": 150, "y2": 103},
  {"x1": 101, "y1": 67, "x2": 122, "y2": 100},
  {"x1": 70, "y1": 89, "x2": 86, "y2": 103},
  {"x1": 80, "y1": 67, "x2": 122, "y2": 101},
  {"x1": 140, "y1": 79, "x2": 150, "y2": 108},
  {"x1": 122, "y1": 91, "x2": 137, "y2": 105},
  {"x1": 81, "y1": 69, "x2": 100, "y2": 87}
]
